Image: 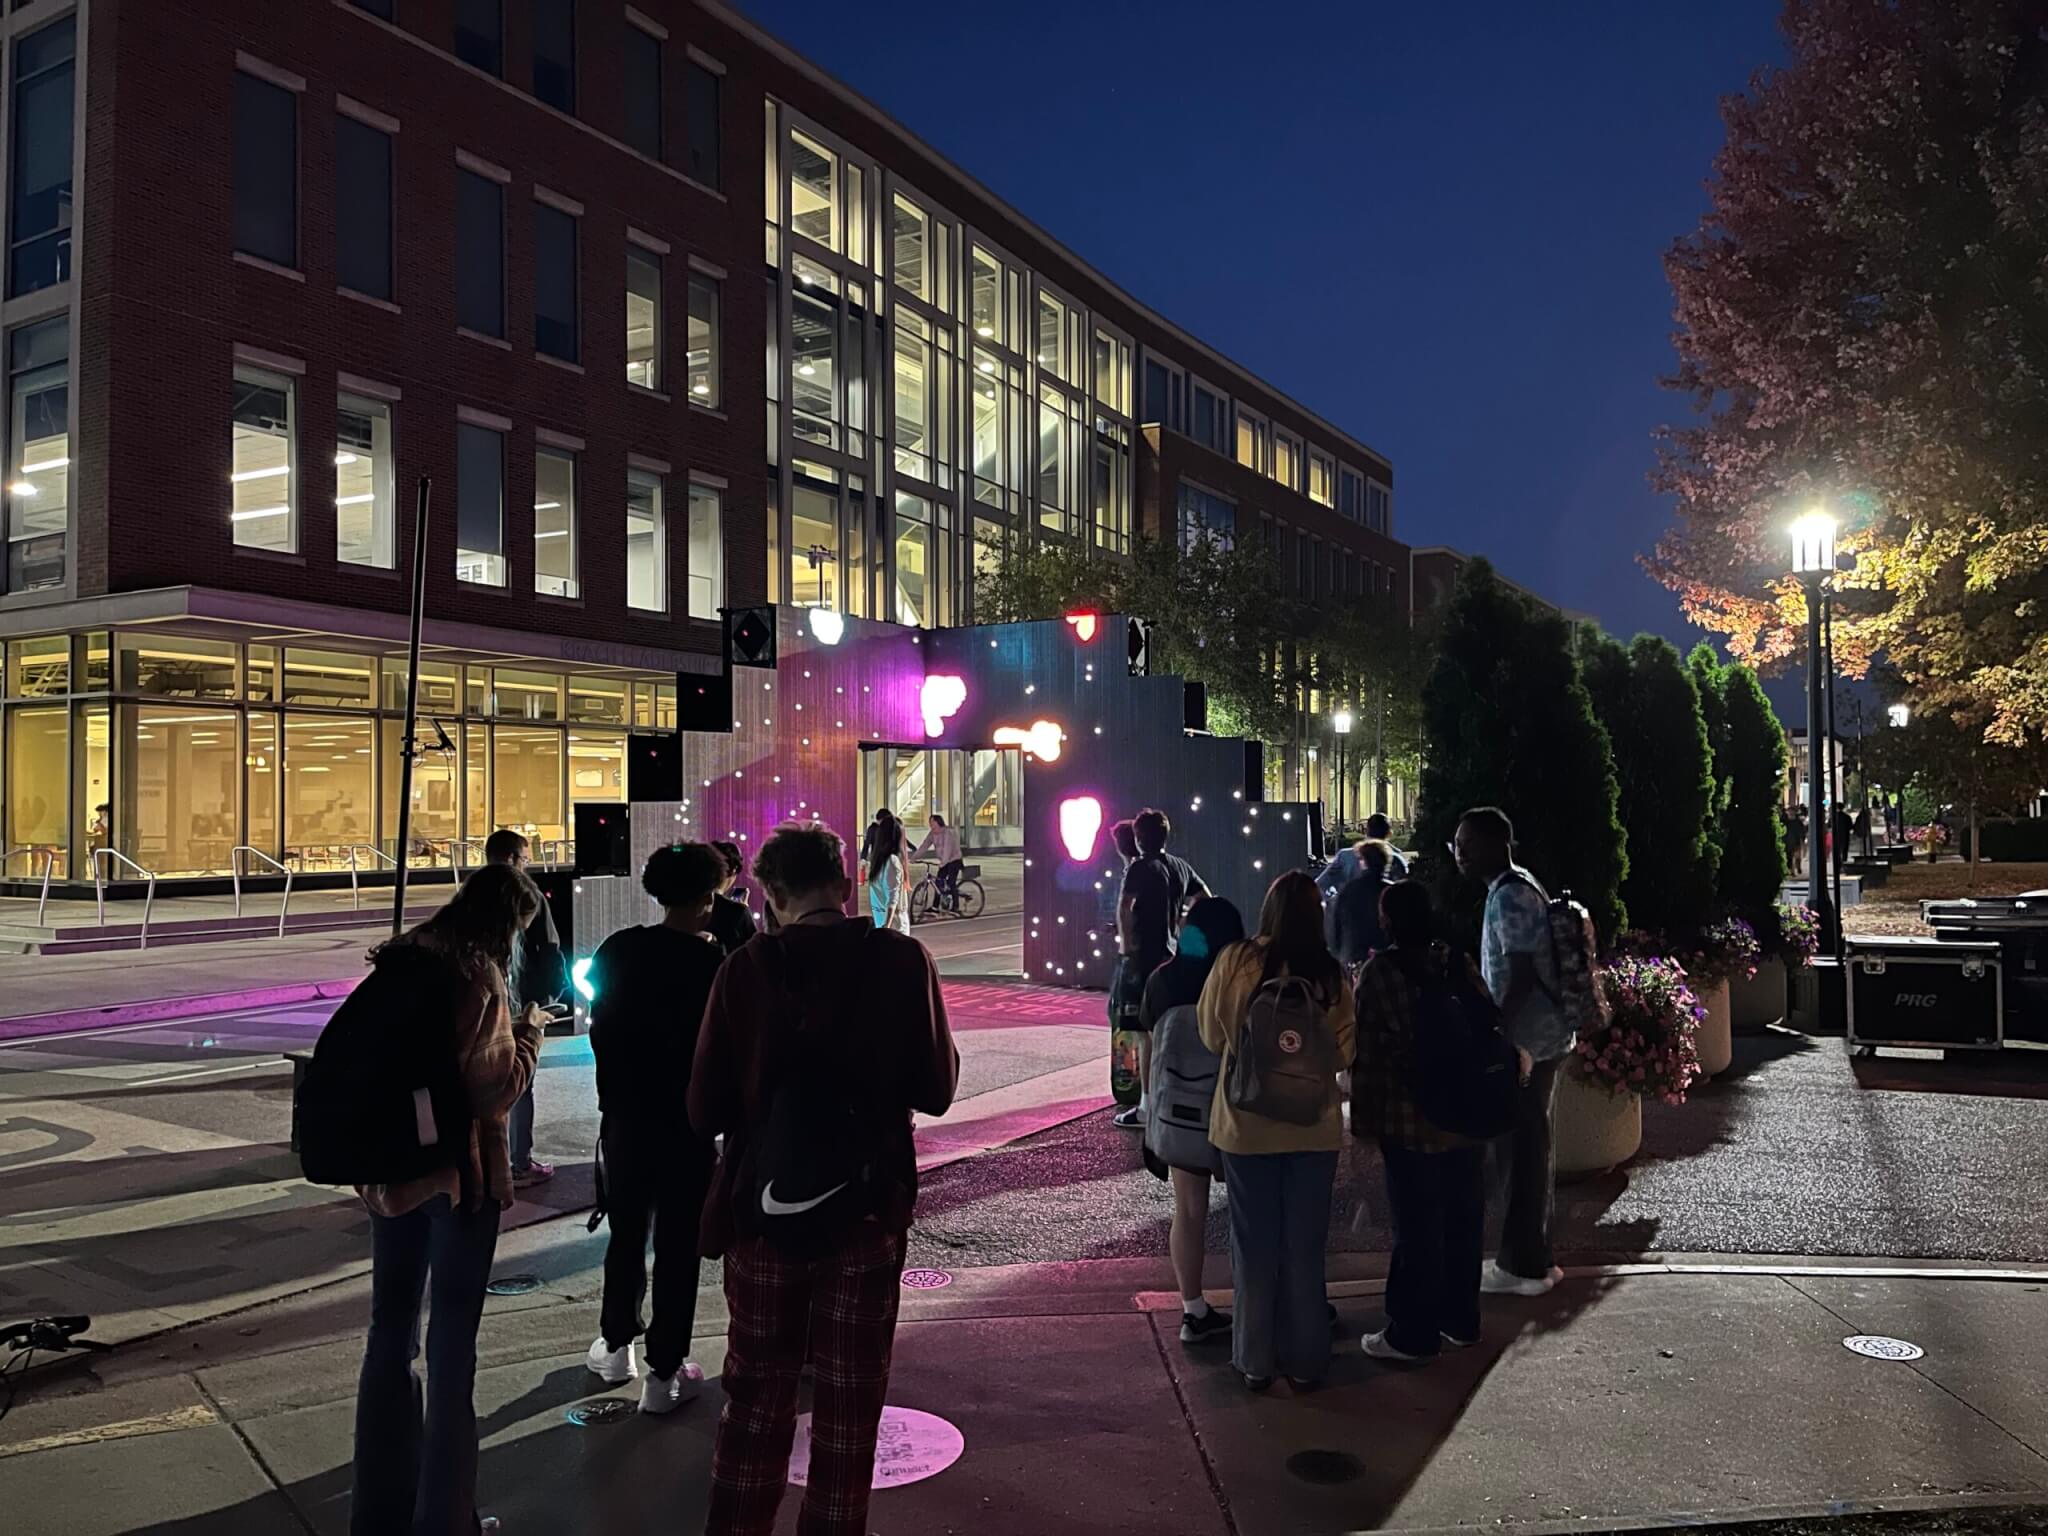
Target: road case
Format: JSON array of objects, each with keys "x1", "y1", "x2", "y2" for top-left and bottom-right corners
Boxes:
[
  {"x1": 1921, "y1": 894, "x2": 2048, "y2": 1045},
  {"x1": 1846, "y1": 936, "x2": 2002, "y2": 1050}
]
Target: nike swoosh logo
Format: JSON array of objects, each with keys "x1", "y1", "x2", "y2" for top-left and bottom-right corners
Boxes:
[{"x1": 760, "y1": 1179, "x2": 848, "y2": 1217}]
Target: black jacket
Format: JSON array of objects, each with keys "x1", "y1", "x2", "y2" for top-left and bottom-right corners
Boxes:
[{"x1": 588, "y1": 924, "x2": 725, "y2": 1119}]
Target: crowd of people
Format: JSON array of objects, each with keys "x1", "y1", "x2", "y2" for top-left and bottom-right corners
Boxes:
[{"x1": 331, "y1": 794, "x2": 1568, "y2": 1529}]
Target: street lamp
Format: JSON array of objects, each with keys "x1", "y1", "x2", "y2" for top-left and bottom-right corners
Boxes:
[
  {"x1": 1790, "y1": 509, "x2": 1840, "y2": 954},
  {"x1": 1332, "y1": 709, "x2": 1354, "y2": 834},
  {"x1": 1887, "y1": 703, "x2": 1910, "y2": 729}
]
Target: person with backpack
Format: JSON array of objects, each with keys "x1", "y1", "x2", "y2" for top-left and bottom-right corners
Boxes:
[
  {"x1": 1196, "y1": 871, "x2": 1354, "y2": 1392},
  {"x1": 584, "y1": 843, "x2": 728, "y2": 1414},
  {"x1": 1141, "y1": 897, "x2": 1248, "y2": 1345},
  {"x1": 1330, "y1": 839, "x2": 1396, "y2": 972},
  {"x1": 483, "y1": 829, "x2": 567, "y2": 1190},
  {"x1": 1114, "y1": 808, "x2": 1212, "y2": 1131},
  {"x1": 688, "y1": 822, "x2": 959, "y2": 1536},
  {"x1": 1453, "y1": 806, "x2": 1573, "y2": 1298},
  {"x1": 1353, "y1": 880, "x2": 1529, "y2": 1361},
  {"x1": 339, "y1": 863, "x2": 547, "y2": 1536}
]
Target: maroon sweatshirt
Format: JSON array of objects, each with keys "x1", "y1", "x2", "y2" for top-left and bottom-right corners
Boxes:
[{"x1": 687, "y1": 915, "x2": 959, "y2": 1255}]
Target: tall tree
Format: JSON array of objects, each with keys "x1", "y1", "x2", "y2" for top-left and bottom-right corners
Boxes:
[
  {"x1": 1861, "y1": 706, "x2": 2048, "y2": 880},
  {"x1": 1584, "y1": 634, "x2": 1718, "y2": 939},
  {"x1": 1712, "y1": 656, "x2": 1791, "y2": 912},
  {"x1": 1653, "y1": 0, "x2": 2048, "y2": 749},
  {"x1": 1686, "y1": 643, "x2": 1732, "y2": 884},
  {"x1": 1414, "y1": 560, "x2": 1628, "y2": 942}
]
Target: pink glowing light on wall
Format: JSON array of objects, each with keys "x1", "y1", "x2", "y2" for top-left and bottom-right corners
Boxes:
[
  {"x1": 1059, "y1": 796, "x2": 1103, "y2": 861},
  {"x1": 993, "y1": 720, "x2": 1065, "y2": 761},
  {"x1": 1064, "y1": 611, "x2": 1099, "y2": 642},
  {"x1": 920, "y1": 675, "x2": 967, "y2": 738}
]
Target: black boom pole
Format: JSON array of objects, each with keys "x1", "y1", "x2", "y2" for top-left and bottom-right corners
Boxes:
[{"x1": 392, "y1": 477, "x2": 432, "y2": 938}]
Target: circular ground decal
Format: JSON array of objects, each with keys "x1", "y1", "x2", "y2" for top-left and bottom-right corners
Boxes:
[
  {"x1": 565, "y1": 1398, "x2": 636, "y2": 1427},
  {"x1": 787, "y1": 1405, "x2": 963, "y2": 1490},
  {"x1": 901, "y1": 1268, "x2": 953, "y2": 1290},
  {"x1": 485, "y1": 1275, "x2": 541, "y2": 1296},
  {"x1": 1843, "y1": 1334, "x2": 1925, "y2": 1362}
]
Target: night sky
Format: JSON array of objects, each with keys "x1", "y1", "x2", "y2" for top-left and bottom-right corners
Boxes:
[{"x1": 735, "y1": 0, "x2": 1788, "y2": 650}]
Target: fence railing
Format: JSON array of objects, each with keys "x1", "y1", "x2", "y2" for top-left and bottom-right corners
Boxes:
[
  {"x1": 1, "y1": 846, "x2": 53, "y2": 925},
  {"x1": 231, "y1": 846, "x2": 295, "y2": 938},
  {"x1": 92, "y1": 849, "x2": 158, "y2": 949},
  {"x1": 343, "y1": 844, "x2": 400, "y2": 908}
]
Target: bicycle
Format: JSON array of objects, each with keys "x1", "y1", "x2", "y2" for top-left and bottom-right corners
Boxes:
[{"x1": 908, "y1": 861, "x2": 985, "y2": 924}]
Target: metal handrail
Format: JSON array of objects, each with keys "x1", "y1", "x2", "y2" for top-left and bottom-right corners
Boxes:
[
  {"x1": 450, "y1": 838, "x2": 487, "y2": 876},
  {"x1": 1, "y1": 846, "x2": 52, "y2": 925},
  {"x1": 231, "y1": 846, "x2": 294, "y2": 938},
  {"x1": 537, "y1": 837, "x2": 575, "y2": 869},
  {"x1": 92, "y1": 848, "x2": 158, "y2": 949},
  {"x1": 345, "y1": 844, "x2": 399, "y2": 908}
]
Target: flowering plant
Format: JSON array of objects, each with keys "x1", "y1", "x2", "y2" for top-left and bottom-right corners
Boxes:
[
  {"x1": 1773, "y1": 903, "x2": 1821, "y2": 966},
  {"x1": 1575, "y1": 957, "x2": 1703, "y2": 1105},
  {"x1": 1907, "y1": 822, "x2": 1951, "y2": 850},
  {"x1": 1682, "y1": 916, "x2": 1761, "y2": 986}
]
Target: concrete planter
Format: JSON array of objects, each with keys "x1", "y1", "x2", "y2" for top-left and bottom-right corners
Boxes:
[
  {"x1": 1695, "y1": 977, "x2": 1733, "y2": 1078},
  {"x1": 1556, "y1": 1067, "x2": 1642, "y2": 1179},
  {"x1": 1731, "y1": 955, "x2": 1787, "y2": 1034}
]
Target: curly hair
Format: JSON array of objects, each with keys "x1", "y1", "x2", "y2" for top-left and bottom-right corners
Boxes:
[
  {"x1": 642, "y1": 842, "x2": 727, "y2": 908},
  {"x1": 377, "y1": 862, "x2": 542, "y2": 983}
]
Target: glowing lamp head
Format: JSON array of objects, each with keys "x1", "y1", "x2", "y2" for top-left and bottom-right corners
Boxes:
[
  {"x1": 1063, "y1": 611, "x2": 1099, "y2": 643},
  {"x1": 1789, "y1": 509, "x2": 1838, "y2": 576},
  {"x1": 1333, "y1": 709, "x2": 1354, "y2": 735},
  {"x1": 993, "y1": 720, "x2": 1065, "y2": 762},
  {"x1": 1887, "y1": 703, "x2": 1910, "y2": 728},
  {"x1": 920, "y1": 675, "x2": 967, "y2": 738},
  {"x1": 807, "y1": 607, "x2": 845, "y2": 646},
  {"x1": 1059, "y1": 796, "x2": 1103, "y2": 861}
]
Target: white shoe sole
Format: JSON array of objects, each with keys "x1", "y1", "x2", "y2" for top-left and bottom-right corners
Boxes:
[
  {"x1": 1361, "y1": 1332, "x2": 1428, "y2": 1363},
  {"x1": 1480, "y1": 1265, "x2": 1561, "y2": 1298},
  {"x1": 586, "y1": 1346, "x2": 636, "y2": 1385},
  {"x1": 640, "y1": 1365, "x2": 705, "y2": 1414}
]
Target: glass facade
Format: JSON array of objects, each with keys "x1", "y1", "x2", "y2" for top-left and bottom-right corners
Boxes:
[
  {"x1": 6, "y1": 315, "x2": 68, "y2": 592},
  {"x1": 231, "y1": 367, "x2": 296, "y2": 552},
  {"x1": 336, "y1": 394, "x2": 395, "y2": 567},
  {"x1": 0, "y1": 631, "x2": 670, "y2": 882}
]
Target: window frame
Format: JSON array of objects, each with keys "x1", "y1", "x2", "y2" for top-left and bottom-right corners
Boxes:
[
  {"x1": 1272, "y1": 426, "x2": 1302, "y2": 494},
  {"x1": 4, "y1": 314, "x2": 69, "y2": 594},
  {"x1": 232, "y1": 67, "x2": 300, "y2": 271},
  {"x1": 623, "y1": 20, "x2": 663, "y2": 162},
  {"x1": 533, "y1": 444, "x2": 579, "y2": 598},
  {"x1": 1188, "y1": 377, "x2": 1227, "y2": 455},
  {"x1": 686, "y1": 476, "x2": 724, "y2": 621},
  {"x1": 1234, "y1": 403, "x2": 1269, "y2": 476},
  {"x1": 687, "y1": 269, "x2": 721, "y2": 407},
  {"x1": 334, "y1": 109, "x2": 394, "y2": 303},
  {"x1": 335, "y1": 388, "x2": 397, "y2": 569},
  {"x1": 454, "y1": 416, "x2": 506, "y2": 586},
  {"x1": 685, "y1": 54, "x2": 722, "y2": 190},
  {"x1": 454, "y1": 161, "x2": 506, "y2": 339},
  {"x1": 531, "y1": 0, "x2": 578, "y2": 115},
  {"x1": 8, "y1": 14, "x2": 77, "y2": 298},
  {"x1": 1338, "y1": 463, "x2": 1366, "y2": 523},
  {"x1": 453, "y1": 0, "x2": 503, "y2": 77},
  {"x1": 1307, "y1": 447, "x2": 1336, "y2": 508},
  {"x1": 230, "y1": 363, "x2": 300, "y2": 554},
  {"x1": 625, "y1": 241, "x2": 663, "y2": 392},
  {"x1": 532, "y1": 196, "x2": 581, "y2": 365},
  {"x1": 625, "y1": 465, "x2": 666, "y2": 613}
]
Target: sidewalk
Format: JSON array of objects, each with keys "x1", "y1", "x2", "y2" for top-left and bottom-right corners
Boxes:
[{"x1": 7, "y1": 1250, "x2": 2047, "y2": 1534}]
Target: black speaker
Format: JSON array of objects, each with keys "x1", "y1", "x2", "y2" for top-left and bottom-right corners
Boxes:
[
  {"x1": 574, "y1": 802, "x2": 632, "y2": 876},
  {"x1": 1127, "y1": 617, "x2": 1150, "y2": 676},
  {"x1": 677, "y1": 669, "x2": 733, "y2": 734},
  {"x1": 1304, "y1": 801, "x2": 1326, "y2": 858},
  {"x1": 627, "y1": 731, "x2": 682, "y2": 802},
  {"x1": 1243, "y1": 741, "x2": 1265, "y2": 801},
  {"x1": 726, "y1": 606, "x2": 777, "y2": 668},
  {"x1": 1183, "y1": 680, "x2": 1209, "y2": 734}
]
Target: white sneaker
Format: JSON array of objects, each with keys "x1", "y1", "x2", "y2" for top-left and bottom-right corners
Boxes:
[
  {"x1": 586, "y1": 1336, "x2": 637, "y2": 1384},
  {"x1": 639, "y1": 1362, "x2": 706, "y2": 1415},
  {"x1": 1362, "y1": 1329, "x2": 1429, "y2": 1362},
  {"x1": 1480, "y1": 1261, "x2": 1563, "y2": 1297}
]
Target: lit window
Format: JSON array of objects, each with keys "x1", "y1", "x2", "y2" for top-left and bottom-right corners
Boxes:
[
  {"x1": 1036, "y1": 290, "x2": 1066, "y2": 378},
  {"x1": 1093, "y1": 331, "x2": 1130, "y2": 416},
  {"x1": 1308, "y1": 448, "x2": 1335, "y2": 507},
  {"x1": 5, "y1": 316, "x2": 67, "y2": 593},
  {"x1": 789, "y1": 131, "x2": 838, "y2": 251},
  {"x1": 455, "y1": 0, "x2": 502, "y2": 75},
  {"x1": 233, "y1": 69, "x2": 297, "y2": 269},
  {"x1": 688, "y1": 273, "x2": 720, "y2": 405},
  {"x1": 624, "y1": 23, "x2": 662, "y2": 160},
  {"x1": 335, "y1": 392, "x2": 395, "y2": 568},
  {"x1": 231, "y1": 366, "x2": 296, "y2": 552},
  {"x1": 894, "y1": 492, "x2": 933, "y2": 628},
  {"x1": 970, "y1": 246, "x2": 1005, "y2": 345},
  {"x1": 532, "y1": 0, "x2": 576, "y2": 114},
  {"x1": 535, "y1": 448, "x2": 578, "y2": 598},
  {"x1": 893, "y1": 312, "x2": 936, "y2": 482},
  {"x1": 1037, "y1": 384, "x2": 1068, "y2": 526},
  {"x1": 534, "y1": 201, "x2": 579, "y2": 364},
  {"x1": 626, "y1": 469, "x2": 665, "y2": 611},
  {"x1": 1273, "y1": 430, "x2": 1300, "y2": 492},
  {"x1": 455, "y1": 421, "x2": 504, "y2": 584},
  {"x1": 456, "y1": 168, "x2": 503, "y2": 337},
  {"x1": 686, "y1": 59, "x2": 721, "y2": 189},
  {"x1": 9, "y1": 17, "x2": 75, "y2": 297},
  {"x1": 891, "y1": 194, "x2": 929, "y2": 299},
  {"x1": 336, "y1": 113, "x2": 393, "y2": 301},
  {"x1": 626, "y1": 246, "x2": 661, "y2": 390},
  {"x1": 687, "y1": 479, "x2": 723, "y2": 620}
]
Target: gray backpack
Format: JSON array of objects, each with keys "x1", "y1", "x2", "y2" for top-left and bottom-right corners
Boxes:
[
  {"x1": 1145, "y1": 1001, "x2": 1223, "y2": 1175},
  {"x1": 1225, "y1": 962, "x2": 1339, "y2": 1127}
]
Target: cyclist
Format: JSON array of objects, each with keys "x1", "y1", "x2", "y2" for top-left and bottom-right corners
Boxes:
[{"x1": 910, "y1": 812, "x2": 964, "y2": 913}]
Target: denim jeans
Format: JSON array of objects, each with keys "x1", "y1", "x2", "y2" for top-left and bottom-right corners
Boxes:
[
  {"x1": 1494, "y1": 1056, "x2": 1561, "y2": 1279},
  {"x1": 352, "y1": 1194, "x2": 502, "y2": 1536},
  {"x1": 1221, "y1": 1149, "x2": 1337, "y2": 1382},
  {"x1": 1381, "y1": 1141, "x2": 1485, "y2": 1355},
  {"x1": 508, "y1": 1080, "x2": 536, "y2": 1173}
]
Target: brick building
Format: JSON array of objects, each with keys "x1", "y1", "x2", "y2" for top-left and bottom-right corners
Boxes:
[{"x1": 0, "y1": 0, "x2": 1404, "y2": 888}]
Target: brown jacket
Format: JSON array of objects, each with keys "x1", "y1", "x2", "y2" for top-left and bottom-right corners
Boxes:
[
  {"x1": 359, "y1": 958, "x2": 540, "y2": 1217},
  {"x1": 688, "y1": 916, "x2": 959, "y2": 1255}
]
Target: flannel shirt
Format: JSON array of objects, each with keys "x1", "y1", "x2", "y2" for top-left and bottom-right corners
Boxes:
[{"x1": 1351, "y1": 949, "x2": 1471, "y2": 1154}]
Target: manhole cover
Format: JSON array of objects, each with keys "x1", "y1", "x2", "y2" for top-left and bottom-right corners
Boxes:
[
  {"x1": 1843, "y1": 1334, "x2": 1925, "y2": 1362},
  {"x1": 789, "y1": 1406, "x2": 962, "y2": 1489},
  {"x1": 1287, "y1": 1450, "x2": 1365, "y2": 1486},
  {"x1": 565, "y1": 1398, "x2": 636, "y2": 1427},
  {"x1": 901, "y1": 1268, "x2": 953, "y2": 1290},
  {"x1": 485, "y1": 1275, "x2": 541, "y2": 1296}
]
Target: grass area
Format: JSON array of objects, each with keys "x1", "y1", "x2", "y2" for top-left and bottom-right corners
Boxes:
[{"x1": 1844, "y1": 860, "x2": 2048, "y2": 938}]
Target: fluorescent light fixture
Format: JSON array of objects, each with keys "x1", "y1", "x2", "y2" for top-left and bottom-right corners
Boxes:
[
  {"x1": 535, "y1": 529, "x2": 568, "y2": 538},
  {"x1": 20, "y1": 456, "x2": 68, "y2": 473},
  {"x1": 534, "y1": 501, "x2": 562, "y2": 511},
  {"x1": 692, "y1": 382, "x2": 710, "y2": 396},
  {"x1": 231, "y1": 505, "x2": 290, "y2": 521},
  {"x1": 230, "y1": 464, "x2": 291, "y2": 484},
  {"x1": 334, "y1": 452, "x2": 359, "y2": 466},
  {"x1": 335, "y1": 493, "x2": 376, "y2": 506}
]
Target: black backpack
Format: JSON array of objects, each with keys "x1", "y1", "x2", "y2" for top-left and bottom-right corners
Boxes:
[
  {"x1": 729, "y1": 927, "x2": 897, "y2": 1257},
  {"x1": 1406, "y1": 953, "x2": 1520, "y2": 1140},
  {"x1": 297, "y1": 945, "x2": 472, "y2": 1187}
]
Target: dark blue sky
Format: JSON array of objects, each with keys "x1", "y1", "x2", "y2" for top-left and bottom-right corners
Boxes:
[{"x1": 736, "y1": 0, "x2": 1789, "y2": 647}]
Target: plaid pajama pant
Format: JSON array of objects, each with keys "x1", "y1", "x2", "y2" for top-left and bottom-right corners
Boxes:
[{"x1": 706, "y1": 1226, "x2": 908, "y2": 1536}]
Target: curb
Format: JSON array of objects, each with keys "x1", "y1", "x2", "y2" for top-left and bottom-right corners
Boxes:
[{"x1": 0, "y1": 977, "x2": 364, "y2": 1044}]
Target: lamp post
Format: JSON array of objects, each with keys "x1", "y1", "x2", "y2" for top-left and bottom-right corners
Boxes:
[
  {"x1": 1333, "y1": 708, "x2": 1354, "y2": 836},
  {"x1": 1790, "y1": 510, "x2": 1840, "y2": 955}
]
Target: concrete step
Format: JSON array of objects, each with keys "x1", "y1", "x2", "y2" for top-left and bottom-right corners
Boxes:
[{"x1": 0, "y1": 901, "x2": 447, "y2": 954}]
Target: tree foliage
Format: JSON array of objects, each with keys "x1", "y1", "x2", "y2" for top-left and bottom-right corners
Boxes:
[
  {"x1": 1861, "y1": 706, "x2": 2048, "y2": 869},
  {"x1": 1698, "y1": 651, "x2": 1790, "y2": 912},
  {"x1": 1414, "y1": 560, "x2": 1628, "y2": 943},
  {"x1": 1652, "y1": 0, "x2": 2048, "y2": 748},
  {"x1": 1583, "y1": 633, "x2": 1718, "y2": 939}
]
